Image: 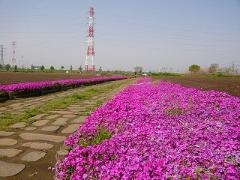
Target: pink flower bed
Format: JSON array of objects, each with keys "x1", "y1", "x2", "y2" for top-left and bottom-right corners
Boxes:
[
  {"x1": 0, "y1": 76, "x2": 127, "y2": 92},
  {"x1": 55, "y1": 78, "x2": 240, "y2": 179}
]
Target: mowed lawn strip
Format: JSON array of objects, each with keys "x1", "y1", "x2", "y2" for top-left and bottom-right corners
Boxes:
[{"x1": 0, "y1": 79, "x2": 134, "y2": 130}]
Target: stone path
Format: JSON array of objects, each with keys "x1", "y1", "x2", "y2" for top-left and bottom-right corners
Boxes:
[
  {"x1": 0, "y1": 81, "x2": 121, "y2": 115},
  {"x1": 0, "y1": 79, "x2": 132, "y2": 179}
]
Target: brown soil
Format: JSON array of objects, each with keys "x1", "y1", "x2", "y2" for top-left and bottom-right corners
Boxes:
[
  {"x1": 154, "y1": 74, "x2": 240, "y2": 97},
  {"x1": 0, "y1": 72, "x2": 95, "y2": 85}
]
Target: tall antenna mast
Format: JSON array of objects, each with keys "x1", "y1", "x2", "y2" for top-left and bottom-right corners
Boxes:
[
  {"x1": 12, "y1": 41, "x2": 16, "y2": 66},
  {"x1": 85, "y1": 7, "x2": 95, "y2": 72},
  {"x1": 0, "y1": 45, "x2": 4, "y2": 65}
]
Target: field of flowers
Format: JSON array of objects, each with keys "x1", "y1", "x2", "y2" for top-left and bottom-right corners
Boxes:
[
  {"x1": 55, "y1": 78, "x2": 240, "y2": 179},
  {"x1": 0, "y1": 76, "x2": 126, "y2": 101}
]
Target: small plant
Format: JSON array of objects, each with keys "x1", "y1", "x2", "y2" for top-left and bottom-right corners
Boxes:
[
  {"x1": 78, "y1": 65, "x2": 83, "y2": 73},
  {"x1": 91, "y1": 127, "x2": 112, "y2": 145},
  {"x1": 78, "y1": 127, "x2": 112, "y2": 147},
  {"x1": 13, "y1": 65, "x2": 18, "y2": 72},
  {"x1": 164, "y1": 107, "x2": 184, "y2": 116},
  {"x1": 50, "y1": 65, "x2": 55, "y2": 71},
  {"x1": 216, "y1": 72, "x2": 225, "y2": 77},
  {"x1": 5, "y1": 64, "x2": 11, "y2": 71},
  {"x1": 40, "y1": 65, "x2": 45, "y2": 72}
]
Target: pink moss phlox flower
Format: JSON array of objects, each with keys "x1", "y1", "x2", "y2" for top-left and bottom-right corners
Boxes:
[
  {"x1": 0, "y1": 76, "x2": 127, "y2": 92},
  {"x1": 55, "y1": 78, "x2": 240, "y2": 179}
]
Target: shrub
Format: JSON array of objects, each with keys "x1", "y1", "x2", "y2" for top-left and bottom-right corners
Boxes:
[{"x1": 189, "y1": 64, "x2": 200, "y2": 73}]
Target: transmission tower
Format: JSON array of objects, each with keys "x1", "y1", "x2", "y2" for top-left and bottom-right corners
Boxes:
[
  {"x1": 85, "y1": 7, "x2": 95, "y2": 72},
  {"x1": 12, "y1": 41, "x2": 16, "y2": 65},
  {"x1": 0, "y1": 45, "x2": 4, "y2": 65}
]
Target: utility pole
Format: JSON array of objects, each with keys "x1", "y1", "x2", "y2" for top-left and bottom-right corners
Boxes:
[
  {"x1": 0, "y1": 45, "x2": 4, "y2": 65},
  {"x1": 12, "y1": 41, "x2": 16, "y2": 66},
  {"x1": 85, "y1": 7, "x2": 95, "y2": 72}
]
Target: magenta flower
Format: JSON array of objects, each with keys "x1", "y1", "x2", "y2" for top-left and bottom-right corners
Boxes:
[
  {"x1": 54, "y1": 78, "x2": 240, "y2": 179},
  {"x1": 0, "y1": 76, "x2": 127, "y2": 92}
]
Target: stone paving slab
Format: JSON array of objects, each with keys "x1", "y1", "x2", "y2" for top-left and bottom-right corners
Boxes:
[
  {"x1": 50, "y1": 111, "x2": 72, "y2": 115},
  {"x1": 61, "y1": 124, "x2": 80, "y2": 134},
  {"x1": 71, "y1": 116, "x2": 86, "y2": 123},
  {"x1": 74, "y1": 108, "x2": 87, "y2": 112},
  {"x1": 41, "y1": 125, "x2": 60, "y2": 132},
  {"x1": 0, "y1": 107, "x2": 7, "y2": 111},
  {"x1": 32, "y1": 120, "x2": 49, "y2": 127},
  {"x1": 0, "y1": 148, "x2": 22, "y2": 157},
  {"x1": 22, "y1": 142, "x2": 54, "y2": 150},
  {"x1": 45, "y1": 114, "x2": 60, "y2": 120},
  {"x1": 10, "y1": 122, "x2": 26, "y2": 129},
  {"x1": 57, "y1": 149, "x2": 68, "y2": 156},
  {"x1": 0, "y1": 138, "x2": 18, "y2": 146},
  {"x1": 25, "y1": 127, "x2": 37, "y2": 131},
  {"x1": 0, "y1": 131, "x2": 15, "y2": 137},
  {"x1": 0, "y1": 161, "x2": 25, "y2": 177},
  {"x1": 52, "y1": 118, "x2": 69, "y2": 125},
  {"x1": 8, "y1": 103, "x2": 23, "y2": 107},
  {"x1": 62, "y1": 114, "x2": 77, "y2": 118},
  {"x1": 20, "y1": 133, "x2": 65, "y2": 143},
  {"x1": 68, "y1": 109, "x2": 80, "y2": 113},
  {"x1": 21, "y1": 151, "x2": 46, "y2": 162}
]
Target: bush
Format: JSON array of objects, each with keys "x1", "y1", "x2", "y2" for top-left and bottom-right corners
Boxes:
[
  {"x1": 5, "y1": 64, "x2": 11, "y2": 71},
  {"x1": 189, "y1": 64, "x2": 200, "y2": 73}
]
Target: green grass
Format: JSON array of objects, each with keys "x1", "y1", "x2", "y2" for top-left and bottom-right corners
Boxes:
[
  {"x1": 78, "y1": 127, "x2": 112, "y2": 147},
  {"x1": 164, "y1": 107, "x2": 184, "y2": 116},
  {"x1": 149, "y1": 72, "x2": 182, "y2": 77},
  {"x1": 0, "y1": 79, "x2": 133, "y2": 130},
  {"x1": 210, "y1": 72, "x2": 240, "y2": 78}
]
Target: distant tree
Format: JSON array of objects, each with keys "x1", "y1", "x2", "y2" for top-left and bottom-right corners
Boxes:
[
  {"x1": 60, "y1": 66, "x2": 64, "y2": 70},
  {"x1": 40, "y1": 65, "x2": 45, "y2": 72},
  {"x1": 31, "y1": 64, "x2": 34, "y2": 70},
  {"x1": 50, "y1": 66, "x2": 54, "y2": 71},
  {"x1": 208, "y1": 64, "x2": 219, "y2": 74},
  {"x1": 79, "y1": 65, "x2": 83, "y2": 73},
  {"x1": 134, "y1": 66, "x2": 143, "y2": 74},
  {"x1": 5, "y1": 64, "x2": 11, "y2": 71},
  {"x1": 189, "y1": 64, "x2": 200, "y2": 73},
  {"x1": 13, "y1": 65, "x2": 18, "y2": 72},
  {"x1": 99, "y1": 66, "x2": 103, "y2": 73},
  {"x1": 70, "y1": 65, "x2": 73, "y2": 71},
  {"x1": 0, "y1": 64, "x2": 3, "y2": 70}
]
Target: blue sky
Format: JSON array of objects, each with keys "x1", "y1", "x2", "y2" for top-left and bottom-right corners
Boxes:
[{"x1": 0, "y1": 0, "x2": 240, "y2": 72}]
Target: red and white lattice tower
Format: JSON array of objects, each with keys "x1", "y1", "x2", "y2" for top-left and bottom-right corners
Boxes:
[{"x1": 85, "y1": 7, "x2": 95, "y2": 72}]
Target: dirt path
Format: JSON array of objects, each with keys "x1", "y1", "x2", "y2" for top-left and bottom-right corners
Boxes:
[{"x1": 0, "y1": 79, "x2": 133, "y2": 180}]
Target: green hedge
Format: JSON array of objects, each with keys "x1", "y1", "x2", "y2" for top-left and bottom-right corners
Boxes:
[{"x1": 0, "y1": 91, "x2": 9, "y2": 102}]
